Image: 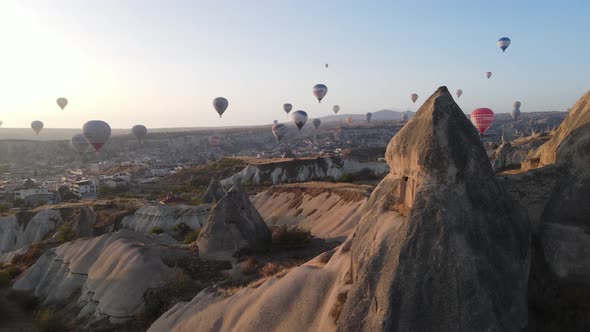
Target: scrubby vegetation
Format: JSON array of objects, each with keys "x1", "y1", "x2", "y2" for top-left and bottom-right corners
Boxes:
[
  {"x1": 272, "y1": 226, "x2": 313, "y2": 249},
  {"x1": 148, "y1": 226, "x2": 164, "y2": 234},
  {"x1": 183, "y1": 228, "x2": 201, "y2": 244},
  {"x1": 56, "y1": 224, "x2": 76, "y2": 243},
  {"x1": 34, "y1": 309, "x2": 71, "y2": 332}
]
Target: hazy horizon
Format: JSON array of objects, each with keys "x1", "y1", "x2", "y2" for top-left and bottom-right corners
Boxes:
[{"x1": 0, "y1": 0, "x2": 588, "y2": 129}]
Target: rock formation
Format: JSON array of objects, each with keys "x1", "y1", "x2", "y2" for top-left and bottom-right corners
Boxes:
[
  {"x1": 525, "y1": 89, "x2": 590, "y2": 329},
  {"x1": 282, "y1": 149, "x2": 296, "y2": 158},
  {"x1": 197, "y1": 186, "x2": 271, "y2": 260},
  {"x1": 201, "y1": 178, "x2": 227, "y2": 203},
  {"x1": 338, "y1": 86, "x2": 530, "y2": 331},
  {"x1": 122, "y1": 203, "x2": 211, "y2": 233},
  {"x1": 148, "y1": 87, "x2": 531, "y2": 331},
  {"x1": 13, "y1": 229, "x2": 176, "y2": 323}
]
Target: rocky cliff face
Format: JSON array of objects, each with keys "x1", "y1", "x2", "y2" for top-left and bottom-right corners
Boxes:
[
  {"x1": 197, "y1": 186, "x2": 271, "y2": 260},
  {"x1": 339, "y1": 86, "x2": 530, "y2": 331},
  {"x1": 121, "y1": 203, "x2": 211, "y2": 234},
  {"x1": 219, "y1": 157, "x2": 388, "y2": 187},
  {"x1": 148, "y1": 87, "x2": 531, "y2": 332},
  {"x1": 201, "y1": 178, "x2": 227, "y2": 203},
  {"x1": 523, "y1": 89, "x2": 590, "y2": 329},
  {"x1": 13, "y1": 229, "x2": 176, "y2": 324},
  {"x1": 252, "y1": 182, "x2": 371, "y2": 241}
]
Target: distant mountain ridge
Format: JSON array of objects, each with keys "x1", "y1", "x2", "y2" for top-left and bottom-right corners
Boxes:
[{"x1": 316, "y1": 109, "x2": 407, "y2": 123}]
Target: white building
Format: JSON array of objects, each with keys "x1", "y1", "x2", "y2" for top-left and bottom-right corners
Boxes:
[
  {"x1": 73, "y1": 179, "x2": 98, "y2": 199},
  {"x1": 13, "y1": 188, "x2": 54, "y2": 204}
]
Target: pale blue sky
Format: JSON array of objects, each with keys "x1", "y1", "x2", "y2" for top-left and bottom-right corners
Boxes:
[{"x1": 0, "y1": 0, "x2": 588, "y2": 128}]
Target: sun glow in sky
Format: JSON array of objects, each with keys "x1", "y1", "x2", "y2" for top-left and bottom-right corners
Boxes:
[{"x1": 0, "y1": 0, "x2": 588, "y2": 129}]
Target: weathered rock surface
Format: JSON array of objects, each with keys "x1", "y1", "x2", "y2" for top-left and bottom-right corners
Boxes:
[
  {"x1": 0, "y1": 207, "x2": 97, "y2": 263},
  {"x1": 338, "y1": 86, "x2": 530, "y2": 331},
  {"x1": 492, "y1": 134, "x2": 550, "y2": 172},
  {"x1": 197, "y1": 186, "x2": 271, "y2": 260},
  {"x1": 148, "y1": 87, "x2": 531, "y2": 332},
  {"x1": 252, "y1": 182, "x2": 371, "y2": 241},
  {"x1": 219, "y1": 156, "x2": 388, "y2": 186},
  {"x1": 13, "y1": 229, "x2": 176, "y2": 323},
  {"x1": 122, "y1": 203, "x2": 211, "y2": 233},
  {"x1": 200, "y1": 178, "x2": 227, "y2": 203},
  {"x1": 525, "y1": 89, "x2": 590, "y2": 330}
]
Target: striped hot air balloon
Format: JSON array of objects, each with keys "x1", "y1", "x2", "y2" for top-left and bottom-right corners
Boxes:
[
  {"x1": 470, "y1": 108, "x2": 495, "y2": 135},
  {"x1": 497, "y1": 37, "x2": 511, "y2": 52}
]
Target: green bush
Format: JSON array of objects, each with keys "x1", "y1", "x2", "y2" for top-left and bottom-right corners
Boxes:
[
  {"x1": 172, "y1": 222, "x2": 191, "y2": 236},
  {"x1": 183, "y1": 228, "x2": 201, "y2": 244},
  {"x1": 57, "y1": 224, "x2": 76, "y2": 243},
  {"x1": 6, "y1": 289, "x2": 39, "y2": 312},
  {"x1": 0, "y1": 205, "x2": 9, "y2": 213},
  {"x1": 149, "y1": 226, "x2": 164, "y2": 235}
]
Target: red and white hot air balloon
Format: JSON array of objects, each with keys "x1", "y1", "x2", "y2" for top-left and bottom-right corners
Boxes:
[
  {"x1": 82, "y1": 120, "x2": 111, "y2": 151},
  {"x1": 209, "y1": 135, "x2": 222, "y2": 148},
  {"x1": 470, "y1": 108, "x2": 495, "y2": 135}
]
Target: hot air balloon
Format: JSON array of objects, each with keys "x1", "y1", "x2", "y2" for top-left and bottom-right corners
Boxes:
[
  {"x1": 346, "y1": 117, "x2": 353, "y2": 124},
  {"x1": 486, "y1": 72, "x2": 492, "y2": 79},
  {"x1": 213, "y1": 97, "x2": 229, "y2": 118},
  {"x1": 456, "y1": 89, "x2": 463, "y2": 98},
  {"x1": 313, "y1": 84, "x2": 328, "y2": 103},
  {"x1": 411, "y1": 93, "x2": 418, "y2": 104},
  {"x1": 56, "y1": 98, "x2": 68, "y2": 110},
  {"x1": 333, "y1": 105, "x2": 340, "y2": 114},
  {"x1": 291, "y1": 110, "x2": 308, "y2": 130},
  {"x1": 325, "y1": 63, "x2": 328, "y2": 68},
  {"x1": 273, "y1": 120, "x2": 278, "y2": 125},
  {"x1": 470, "y1": 108, "x2": 495, "y2": 135},
  {"x1": 209, "y1": 135, "x2": 221, "y2": 148},
  {"x1": 402, "y1": 112, "x2": 410, "y2": 121},
  {"x1": 272, "y1": 123, "x2": 288, "y2": 142},
  {"x1": 312, "y1": 118, "x2": 321, "y2": 130},
  {"x1": 31, "y1": 121, "x2": 43, "y2": 135},
  {"x1": 132, "y1": 125, "x2": 148, "y2": 143},
  {"x1": 83, "y1": 120, "x2": 112, "y2": 152},
  {"x1": 511, "y1": 101, "x2": 522, "y2": 120},
  {"x1": 366, "y1": 112, "x2": 372, "y2": 123},
  {"x1": 497, "y1": 37, "x2": 511, "y2": 52},
  {"x1": 283, "y1": 103, "x2": 293, "y2": 114},
  {"x1": 0, "y1": 121, "x2": 3, "y2": 127},
  {"x1": 70, "y1": 133, "x2": 89, "y2": 154}
]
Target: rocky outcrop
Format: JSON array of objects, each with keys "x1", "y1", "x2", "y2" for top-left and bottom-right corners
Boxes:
[
  {"x1": 252, "y1": 182, "x2": 371, "y2": 241},
  {"x1": 338, "y1": 86, "x2": 530, "y2": 331},
  {"x1": 525, "y1": 90, "x2": 590, "y2": 329},
  {"x1": 201, "y1": 178, "x2": 227, "y2": 203},
  {"x1": 148, "y1": 87, "x2": 531, "y2": 332},
  {"x1": 220, "y1": 157, "x2": 388, "y2": 187},
  {"x1": 197, "y1": 186, "x2": 271, "y2": 260},
  {"x1": 13, "y1": 229, "x2": 176, "y2": 323},
  {"x1": 492, "y1": 134, "x2": 550, "y2": 172},
  {"x1": 0, "y1": 207, "x2": 97, "y2": 263},
  {"x1": 121, "y1": 203, "x2": 211, "y2": 233}
]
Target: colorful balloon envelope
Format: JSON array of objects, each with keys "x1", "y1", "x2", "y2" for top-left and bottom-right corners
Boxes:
[
  {"x1": 291, "y1": 110, "x2": 308, "y2": 130},
  {"x1": 313, "y1": 84, "x2": 328, "y2": 103},
  {"x1": 56, "y1": 98, "x2": 68, "y2": 110},
  {"x1": 366, "y1": 112, "x2": 372, "y2": 123},
  {"x1": 70, "y1": 133, "x2": 89, "y2": 154},
  {"x1": 213, "y1": 97, "x2": 229, "y2": 117},
  {"x1": 333, "y1": 105, "x2": 340, "y2": 114},
  {"x1": 456, "y1": 89, "x2": 463, "y2": 98},
  {"x1": 31, "y1": 121, "x2": 44, "y2": 135},
  {"x1": 486, "y1": 72, "x2": 492, "y2": 79},
  {"x1": 411, "y1": 93, "x2": 418, "y2": 104},
  {"x1": 83, "y1": 120, "x2": 112, "y2": 152},
  {"x1": 312, "y1": 118, "x2": 321, "y2": 130},
  {"x1": 470, "y1": 108, "x2": 495, "y2": 134},
  {"x1": 283, "y1": 103, "x2": 293, "y2": 114},
  {"x1": 497, "y1": 37, "x2": 511, "y2": 52},
  {"x1": 132, "y1": 125, "x2": 148, "y2": 143},
  {"x1": 272, "y1": 123, "x2": 288, "y2": 141}
]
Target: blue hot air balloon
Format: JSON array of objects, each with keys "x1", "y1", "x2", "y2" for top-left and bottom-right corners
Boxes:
[{"x1": 497, "y1": 37, "x2": 511, "y2": 52}]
